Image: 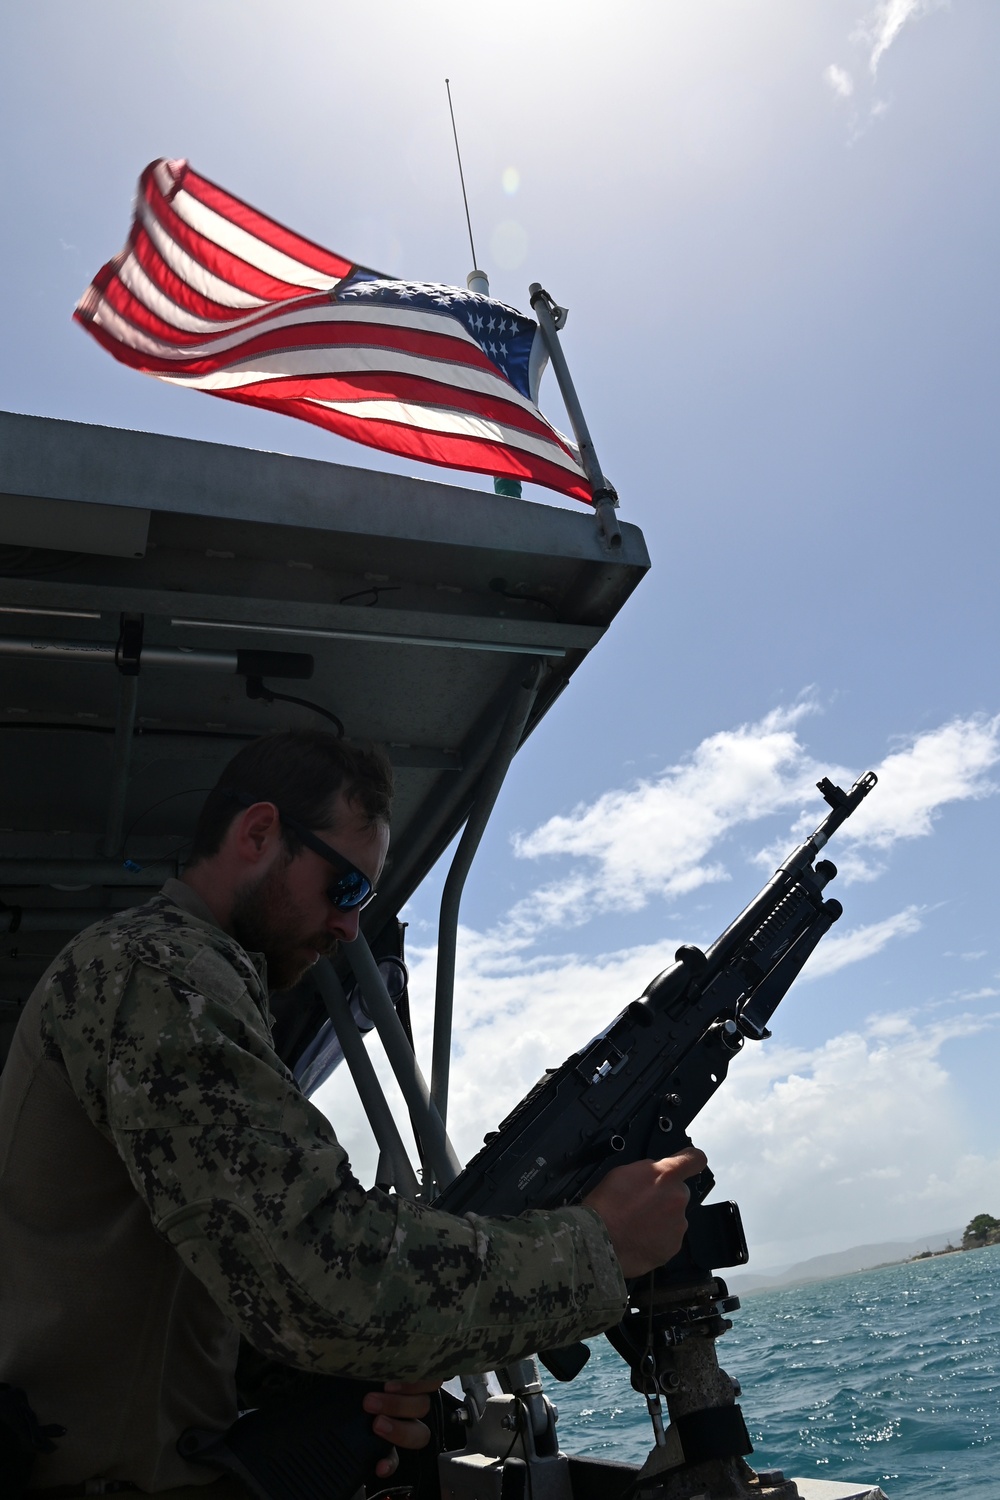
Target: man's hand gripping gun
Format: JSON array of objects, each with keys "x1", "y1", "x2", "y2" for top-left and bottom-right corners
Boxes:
[{"x1": 434, "y1": 772, "x2": 877, "y2": 1296}]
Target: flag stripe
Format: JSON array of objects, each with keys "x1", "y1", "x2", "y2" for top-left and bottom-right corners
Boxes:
[
  {"x1": 185, "y1": 379, "x2": 583, "y2": 475},
  {"x1": 303, "y1": 396, "x2": 588, "y2": 476},
  {"x1": 87, "y1": 311, "x2": 569, "y2": 447},
  {"x1": 86, "y1": 303, "x2": 530, "y2": 405},
  {"x1": 114, "y1": 249, "x2": 293, "y2": 337},
  {"x1": 138, "y1": 189, "x2": 276, "y2": 309},
  {"x1": 171, "y1": 161, "x2": 358, "y2": 281},
  {"x1": 169, "y1": 179, "x2": 349, "y2": 293},
  {"x1": 75, "y1": 159, "x2": 593, "y2": 504},
  {"x1": 144, "y1": 168, "x2": 347, "y2": 306},
  {"x1": 113, "y1": 241, "x2": 486, "y2": 353},
  {"x1": 87, "y1": 301, "x2": 559, "y2": 439},
  {"x1": 128, "y1": 223, "x2": 309, "y2": 328},
  {"x1": 217, "y1": 387, "x2": 592, "y2": 501},
  {"x1": 98, "y1": 282, "x2": 486, "y2": 363}
]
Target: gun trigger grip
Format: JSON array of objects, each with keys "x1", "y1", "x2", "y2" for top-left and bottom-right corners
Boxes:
[{"x1": 688, "y1": 1166, "x2": 715, "y2": 1205}]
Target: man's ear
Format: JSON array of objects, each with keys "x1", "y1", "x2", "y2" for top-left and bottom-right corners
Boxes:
[{"x1": 232, "y1": 802, "x2": 283, "y2": 867}]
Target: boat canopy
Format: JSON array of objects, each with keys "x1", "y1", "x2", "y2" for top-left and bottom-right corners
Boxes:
[{"x1": 0, "y1": 409, "x2": 648, "y2": 1105}]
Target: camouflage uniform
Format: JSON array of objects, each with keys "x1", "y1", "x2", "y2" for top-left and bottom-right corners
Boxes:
[{"x1": 0, "y1": 880, "x2": 626, "y2": 1491}]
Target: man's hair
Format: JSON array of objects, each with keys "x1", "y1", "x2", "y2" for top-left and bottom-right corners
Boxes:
[{"x1": 187, "y1": 731, "x2": 393, "y2": 865}]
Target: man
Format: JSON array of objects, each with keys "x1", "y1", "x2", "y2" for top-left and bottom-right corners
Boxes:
[{"x1": 0, "y1": 731, "x2": 705, "y2": 1494}]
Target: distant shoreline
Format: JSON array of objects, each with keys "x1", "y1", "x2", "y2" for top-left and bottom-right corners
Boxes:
[
  {"x1": 728, "y1": 1228, "x2": 1000, "y2": 1297},
  {"x1": 907, "y1": 1243, "x2": 962, "y2": 1263}
]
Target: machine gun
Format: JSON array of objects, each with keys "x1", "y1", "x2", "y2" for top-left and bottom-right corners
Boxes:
[{"x1": 434, "y1": 771, "x2": 877, "y2": 1500}]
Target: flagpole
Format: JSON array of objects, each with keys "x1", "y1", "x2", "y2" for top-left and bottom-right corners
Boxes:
[{"x1": 529, "y1": 284, "x2": 622, "y2": 551}]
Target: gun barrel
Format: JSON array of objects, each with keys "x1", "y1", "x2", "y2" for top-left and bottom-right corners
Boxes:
[
  {"x1": 812, "y1": 769, "x2": 878, "y2": 846},
  {"x1": 703, "y1": 771, "x2": 875, "y2": 977}
]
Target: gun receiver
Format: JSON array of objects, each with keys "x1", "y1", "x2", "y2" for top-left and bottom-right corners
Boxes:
[{"x1": 435, "y1": 771, "x2": 877, "y2": 1223}]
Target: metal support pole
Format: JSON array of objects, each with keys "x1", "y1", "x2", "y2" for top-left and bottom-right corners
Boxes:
[
  {"x1": 343, "y1": 932, "x2": 463, "y2": 1189},
  {"x1": 0, "y1": 635, "x2": 312, "y2": 678},
  {"x1": 102, "y1": 673, "x2": 139, "y2": 857},
  {"x1": 0, "y1": 861, "x2": 176, "y2": 885},
  {"x1": 529, "y1": 283, "x2": 622, "y2": 552},
  {"x1": 312, "y1": 959, "x2": 419, "y2": 1198},
  {"x1": 430, "y1": 662, "x2": 543, "y2": 1125},
  {"x1": 0, "y1": 908, "x2": 131, "y2": 932}
]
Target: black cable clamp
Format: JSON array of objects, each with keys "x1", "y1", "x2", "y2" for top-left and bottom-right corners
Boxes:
[
  {"x1": 0, "y1": 898, "x2": 22, "y2": 934},
  {"x1": 114, "y1": 612, "x2": 144, "y2": 676}
]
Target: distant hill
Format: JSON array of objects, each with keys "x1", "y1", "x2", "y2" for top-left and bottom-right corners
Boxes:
[{"x1": 728, "y1": 1229, "x2": 963, "y2": 1295}]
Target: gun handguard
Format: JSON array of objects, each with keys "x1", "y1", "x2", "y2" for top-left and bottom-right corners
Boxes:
[{"x1": 434, "y1": 772, "x2": 876, "y2": 1221}]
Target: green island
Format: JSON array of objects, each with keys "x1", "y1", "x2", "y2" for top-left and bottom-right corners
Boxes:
[{"x1": 910, "y1": 1214, "x2": 1000, "y2": 1261}]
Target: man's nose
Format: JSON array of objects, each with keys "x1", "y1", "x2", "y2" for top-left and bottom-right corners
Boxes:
[{"x1": 326, "y1": 905, "x2": 361, "y2": 942}]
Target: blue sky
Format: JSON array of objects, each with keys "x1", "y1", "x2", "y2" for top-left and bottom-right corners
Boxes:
[{"x1": 2, "y1": 1, "x2": 998, "y2": 1268}]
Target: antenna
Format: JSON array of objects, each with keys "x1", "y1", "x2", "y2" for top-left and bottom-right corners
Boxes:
[
  {"x1": 445, "y1": 79, "x2": 484, "y2": 288},
  {"x1": 445, "y1": 80, "x2": 516, "y2": 499}
]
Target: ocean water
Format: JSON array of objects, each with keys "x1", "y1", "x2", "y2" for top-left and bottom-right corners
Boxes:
[{"x1": 554, "y1": 1244, "x2": 1000, "y2": 1496}]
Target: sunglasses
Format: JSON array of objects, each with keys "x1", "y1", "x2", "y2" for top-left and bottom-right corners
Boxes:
[{"x1": 224, "y1": 791, "x2": 377, "y2": 912}]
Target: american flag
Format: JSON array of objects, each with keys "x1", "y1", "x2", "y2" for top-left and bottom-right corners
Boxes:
[{"x1": 74, "y1": 159, "x2": 591, "y2": 503}]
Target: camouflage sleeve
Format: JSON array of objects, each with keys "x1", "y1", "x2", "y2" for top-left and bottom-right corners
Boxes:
[{"x1": 101, "y1": 954, "x2": 627, "y2": 1380}]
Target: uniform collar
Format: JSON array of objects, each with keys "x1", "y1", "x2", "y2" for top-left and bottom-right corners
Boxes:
[
  {"x1": 160, "y1": 876, "x2": 224, "y2": 932},
  {"x1": 159, "y1": 877, "x2": 269, "y2": 989}
]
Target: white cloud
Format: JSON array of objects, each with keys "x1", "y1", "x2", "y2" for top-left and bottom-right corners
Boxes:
[
  {"x1": 802, "y1": 714, "x2": 1000, "y2": 882},
  {"x1": 512, "y1": 703, "x2": 824, "y2": 925},
  {"x1": 751, "y1": 714, "x2": 1000, "y2": 882},
  {"x1": 800, "y1": 906, "x2": 923, "y2": 980},
  {"x1": 824, "y1": 64, "x2": 854, "y2": 99},
  {"x1": 853, "y1": 0, "x2": 946, "y2": 78},
  {"x1": 693, "y1": 1008, "x2": 1000, "y2": 1266},
  {"x1": 511, "y1": 707, "x2": 1000, "y2": 927},
  {"x1": 846, "y1": 715, "x2": 1000, "y2": 847},
  {"x1": 828, "y1": 0, "x2": 948, "y2": 139}
]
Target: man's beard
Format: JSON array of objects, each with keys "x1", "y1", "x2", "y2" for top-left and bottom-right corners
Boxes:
[{"x1": 229, "y1": 858, "x2": 335, "y2": 992}]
